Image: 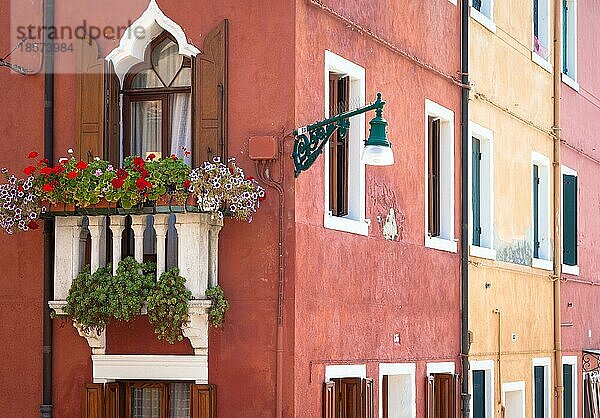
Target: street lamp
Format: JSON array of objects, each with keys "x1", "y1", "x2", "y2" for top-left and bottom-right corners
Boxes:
[{"x1": 292, "y1": 92, "x2": 394, "y2": 177}]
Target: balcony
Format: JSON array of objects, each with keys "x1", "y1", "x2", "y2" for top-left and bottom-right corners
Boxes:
[{"x1": 49, "y1": 211, "x2": 222, "y2": 356}]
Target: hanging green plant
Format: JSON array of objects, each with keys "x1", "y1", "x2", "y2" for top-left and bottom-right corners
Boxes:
[
  {"x1": 146, "y1": 267, "x2": 192, "y2": 344},
  {"x1": 107, "y1": 257, "x2": 155, "y2": 322},
  {"x1": 205, "y1": 285, "x2": 230, "y2": 328}
]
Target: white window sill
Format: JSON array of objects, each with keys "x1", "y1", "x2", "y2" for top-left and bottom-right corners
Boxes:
[
  {"x1": 562, "y1": 73, "x2": 580, "y2": 92},
  {"x1": 425, "y1": 236, "x2": 458, "y2": 253},
  {"x1": 448, "y1": 0, "x2": 457, "y2": 5},
  {"x1": 562, "y1": 264, "x2": 579, "y2": 276},
  {"x1": 532, "y1": 258, "x2": 553, "y2": 271},
  {"x1": 470, "y1": 8, "x2": 496, "y2": 33},
  {"x1": 531, "y1": 52, "x2": 552, "y2": 73},
  {"x1": 470, "y1": 245, "x2": 497, "y2": 260},
  {"x1": 324, "y1": 214, "x2": 369, "y2": 236}
]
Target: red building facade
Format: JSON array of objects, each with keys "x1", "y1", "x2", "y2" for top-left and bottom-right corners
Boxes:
[{"x1": 0, "y1": 0, "x2": 463, "y2": 417}]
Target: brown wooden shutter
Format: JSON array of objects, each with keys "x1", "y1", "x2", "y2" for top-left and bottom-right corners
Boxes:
[
  {"x1": 334, "y1": 377, "x2": 362, "y2": 418},
  {"x1": 104, "y1": 62, "x2": 121, "y2": 167},
  {"x1": 430, "y1": 374, "x2": 458, "y2": 418},
  {"x1": 105, "y1": 382, "x2": 124, "y2": 418},
  {"x1": 428, "y1": 117, "x2": 441, "y2": 237},
  {"x1": 82, "y1": 383, "x2": 104, "y2": 418},
  {"x1": 329, "y1": 74, "x2": 339, "y2": 216},
  {"x1": 381, "y1": 375, "x2": 389, "y2": 418},
  {"x1": 323, "y1": 380, "x2": 336, "y2": 418},
  {"x1": 193, "y1": 20, "x2": 228, "y2": 165},
  {"x1": 329, "y1": 75, "x2": 350, "y2": 217},
  {"x1": 191, "y1": 384, "x2": 216, "y2": 418},
  {"x1": 77, "y1": 35, "x2": 105, "y2": 163},
  {"x1": 361, "y1": 378, "x2": 374, "y2": 418}
]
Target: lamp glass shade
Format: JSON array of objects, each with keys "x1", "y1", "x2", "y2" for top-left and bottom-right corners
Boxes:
[{"x1": 362, "y1": 144, "x2": 394, "y2": 166}]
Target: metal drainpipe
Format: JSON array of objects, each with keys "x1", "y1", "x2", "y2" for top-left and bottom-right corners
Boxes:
[
  {"x1": 552, "y1": 0, "x2": 563, "y2": 413},
  {"x1": 460, "y1": 1, "x2": 471, "y2": 418},
  {"x1": 41, "y1": 0, "x2": 55, "y2": 417}
]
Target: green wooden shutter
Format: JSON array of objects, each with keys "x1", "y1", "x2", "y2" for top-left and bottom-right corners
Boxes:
[
  {"x1": 472, "y1": 370, "x2": 486, "y2": 418},
  {"x1": 563, "y1": 364, "x2": 573, "y2": 418},
  {"x1": 563, "y1": 174, "x2": 578, "y2": 266},
  {"x1": 533, "y1": 165, "x2": 540, "y2": 259},
  {"x1": 533, "y1": 0, "x2": 539, "y2": 38},
  {"x1": 472, "y1": 138, "x2": 482, "y2": 247},
  {"x1": 534, "y1": 366, "x2": 545, "y2": 418}
]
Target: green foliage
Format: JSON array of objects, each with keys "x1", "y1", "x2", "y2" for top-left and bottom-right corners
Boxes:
[
  {"x1": 106, "y1": 257, "x2": 155, "y2": 321},
  {"x1": 147, "y1": 268, "x2": 192, "y2": 344},
  {"x1": 205, "y1": 285, "x2": 230, "y2": 328}
]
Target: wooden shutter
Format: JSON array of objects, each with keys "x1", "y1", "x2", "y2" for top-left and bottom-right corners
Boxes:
[
  {"x1": 334, "y1": 377, "x2": 362, "y2": 418},
  {"x1": 563, "y1": 364, "x2": 573, "y2": 418},
  {"x1": 77, "y1": 35, "x2": 105, "y2": 163},
  {"x1": 472, "y1": 370, "x2": 486, "y2": 418},
  {"x1": 428, "y1": 374, "x2": 458, "y2": 418},
  {"x1": 533, "y1": 0, "x2": 539, "y2": 38},
  {"x1": 534, "y1": 366, "x2": 545, "y2": 418},
  {"x1": 563, "y1": 174, "x2": 578, "y2": 266},
  {"x1": 472, "y1": 138, "x2": 482, "y2": 246},
  {"x1": 562, "y1": 0, "x2": 569, "y2": 74},
  {"x1": 533, "y1": 165, "x2": 540, "y2": 259},
  {"x1": 361, "y1": 378, "x2": 374, "y2": 418},
  {"x1": 428, "y1": 117, "x2": 441, "y2": 237},
  {"x1": 324, "y1": 381, "x2": 336, "y2": 418},
  {"x1": 382, "y1": 375, "x2": 389, "y2": 418},
  {"x1": 329, "y1": 74, "x2": 339, "y2": 216},
  {"x1": 105, "y1": 382, "x2": 124, "y2": 418},
  {"x1": 328, "y1": 75, "x2": 350, "y2": 217},
  {"x1": 82, "y1": 383, "x2": 104, "y2": 418},
  {"x1": 194, "y1": 20, "x2": 228, "y2": 166},
  {"x1": 105, "y1": 62, "x2": 121, "y2": 167},
  {"x1": 191, "y1": 384, "x2": 216, "y2": 418}
]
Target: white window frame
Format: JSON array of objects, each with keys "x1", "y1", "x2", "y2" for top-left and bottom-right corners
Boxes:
[
  {"x1": 561, "y1": 0, "x2": 579, "y2": 91},
  {"x1": 469, "y1": 360, "x2": 495, "y2": 418},
  {"x1": 531, "y1": 152, "x2": 552, "y2": 270},
  {"x1": 562, "y1": 356, "x2": 578, "y2": 418},
  {"x1": 502, "y1": 381, "x2": 526, "y2": 418},
  {"x1": 468, "y1": 123, "x2": 496, "y2": 260},
  {"x1": 426, "y1": 362, "x2": 455, "y2": 376},
  {"x1": 323, "y1": 50, "x2": 368, "y2": 236},
  {"x1": 379, "y1": 363, "x2": 416, "y2": 418},
  {"x1": 561, "y1": 165, "x2": 579, "y2": 276},
  {"x1": 92, "y1": 355, "x2": 207, "y2": 384},
  {"x1": 532, "y1": 358, "x2": 552, "y2": 418},
  {"x1": 531, "y1": 0, "x2": 552, "y2": 72},
  {"x1": 325, "y1": 364, "x2": 367, "y2": 380},
  {"x1": 470, "y1": 0, "x2": 496, "y2": 33},
  {"x1": 424, "y1": 99, "x2": 457, "y2": 253}
]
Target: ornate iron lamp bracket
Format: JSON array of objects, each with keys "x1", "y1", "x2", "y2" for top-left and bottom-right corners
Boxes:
[{"x1": 292, "y1": 93, "x2": 385, "y2": 177}]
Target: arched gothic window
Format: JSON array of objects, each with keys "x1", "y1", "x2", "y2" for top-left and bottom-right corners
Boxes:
[{"x1": 123, "y1": 33, "x2": 192, "y2": 161}]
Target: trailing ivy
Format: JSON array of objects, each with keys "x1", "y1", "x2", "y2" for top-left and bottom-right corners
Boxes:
[
  {"x1": 147, "y1": 268, "x2": 191, "y2": 344},
  {"x1": 205, "y1": 285, "x2": 230, "y2": 328},
  {"x1": 107, "y1": 257, "x2": 155, "y2": 322}
]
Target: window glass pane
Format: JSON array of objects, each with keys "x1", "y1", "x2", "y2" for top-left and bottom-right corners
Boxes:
[
  {"x1": 169, "y1": 383, "x2": 190, "y2": 418},
  {"x1": 171, "y1": 67, "x2": 192, "y2": 87},
  {"x1": 169, "y1": 93, "x2": 192, "y2": 162},
  {"x1": 132, "y1": 69, "x2": 164, "y2": 89},
  {"x1": 152, "y1": 38, "x2": 183, "y2": 87},
  {"x1": 131, "y1": 100, "x2": 163, "y2": 159},
  {"x1": 131, "y1": 387, "x2": 162, "y2": 418}
]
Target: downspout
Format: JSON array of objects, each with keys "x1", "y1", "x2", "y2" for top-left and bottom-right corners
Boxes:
[
  {"x1": 41, "y1": 0, "x2": 55, "y2": 417},
  {"x1": 552, "y1": 0, "x2": 563, "y2": 414},
  {"x1": 460, "y1": 1, "x2": 471, "y2": 418}
]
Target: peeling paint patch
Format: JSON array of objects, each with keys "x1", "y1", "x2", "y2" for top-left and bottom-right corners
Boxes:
[
  {"x1": 383, "y1": 208, "x2": 398, "y2": 241},
  {"x1": 495, "y1": 239, "x2": 532, "y2": 266}
]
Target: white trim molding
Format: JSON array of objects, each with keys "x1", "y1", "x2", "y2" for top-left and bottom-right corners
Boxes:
[
  {"x1": 325, "y1": 364, "x2": 367, "y2": 381},
  {"x1": 502, "y1": 381, "x2": 526, "y2": 418},
  {"x1": 323, "y1": 50, "x2": 368, "y2": 236},
  {"x1": 379, "y1": 363, "x2": 416, "y2": 418},
  {"x1": 469, "y1": 360, "x2": 495, "y2": 418},
  {"x1": 532, "y1": 152, "x2": 552, "y2": 266},
  {"x1": 426, "y1": 362, "x2": 455, "y2": 376},
  {"x1": 532, "y1": 357, "x2": 552, "y2": 418},
  {"x1": 424, "y1": 99, "x2": 457, "y2": 253},
  {"x1": 106, "y1": 0, "x2": 201, "y2": 84},
  {"x1": 561, "y1": 165, "x2": 579, "y2": 276},
  {"x1": 92, "y1": 355, "x2": 208, "y2": 384}
]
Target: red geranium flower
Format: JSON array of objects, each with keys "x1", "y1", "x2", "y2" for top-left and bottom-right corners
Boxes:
[
  {"x1": 146, "y1": 153, "x2": 156, "y2": 161},
  {"x1": 112, "y1": 178, "x2": 124, "y2": 189},
  {"x1": 135, "y1": 177, "x2": 148, "y2": 190},
  {"x1": 247, "y1": 176, "x2": 255, "y2": 181},
  {"x1": 67, "y1": 171, "x2": 78, "y2": 179},
  {"x1": 17, "y1": 186, "x2": 24, "y2": 192},
  {"x1": 139, "y1": 169, "x2": 149, "y2": 178},
  {"x1": 259, "y1": 193, "x2": 266, "y2": 202},
  {"x1": 116, "y1": 168, "x2": 127, "y2": 179},
  {"x1": 43, "y1": 183, "x2": 54, "y2": 192},
  {"x1": 40, "y1": 167, "x2": 53, "y2": 175},
  {"x1": 53, "y1": 165, "x2": 64, "y2": 174},
  {"x1": 183, "y1": 180, "x2": 191, "y2": 189},
  {"x1": 133, "y1": 157, "x2": 145, "y2": 168},
  {"x1": 28, "y1": 221, "x2": 39, "y2": 230},
  {"x1": 76, "y1": 161, "x2": 87, "y2": 170},
  {"x1": 23, "y1": 166, "x2": 36, "y2": 175},
  {"x1": 37, "y1": 158, "x2": 49, "y2": 166},
  {"x1": 28, "y1": 151, "x2": 38, "y2": 159},
  {"x1": 171, "y1": 154, "x2": 177, "y2": 160}
]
